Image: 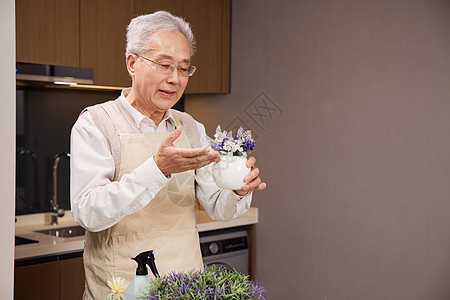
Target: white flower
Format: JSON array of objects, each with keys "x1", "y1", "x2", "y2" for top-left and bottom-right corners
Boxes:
[
  {"x1": 214, "y1": 125, "x2": 227, "y2": 142},
  {"x1": 223, "y1": 139, "x2": 243, "y2": 153},
  {"x1": 107, "y1": 277, "x2": 127, "y2": 294}
]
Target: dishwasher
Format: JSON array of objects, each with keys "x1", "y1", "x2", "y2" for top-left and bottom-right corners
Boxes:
[{"x1": 199, "y1": 228, "x2": 249, "y2": 275}]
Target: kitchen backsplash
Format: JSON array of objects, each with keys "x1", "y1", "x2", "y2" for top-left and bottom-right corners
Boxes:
[
  {"x1": 16, "y1": 87, "x2": 185, "y2": 215},
  {"x1": 16, "y1": 87, "x2": 120, "y2": 215}
]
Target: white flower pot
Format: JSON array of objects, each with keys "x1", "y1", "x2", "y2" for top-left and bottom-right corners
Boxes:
[{"x1": 212, "y1": 155, "x2": 250, "y2": 190}]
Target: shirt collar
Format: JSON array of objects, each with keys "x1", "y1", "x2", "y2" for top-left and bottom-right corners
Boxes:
[{"x1": 119, "y1": 88, "x2": 176, "y2": 129}]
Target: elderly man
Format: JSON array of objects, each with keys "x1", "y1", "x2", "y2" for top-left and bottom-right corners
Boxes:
[{"x1": 70, "y1": 11, "x2": 265, "y2": 299}]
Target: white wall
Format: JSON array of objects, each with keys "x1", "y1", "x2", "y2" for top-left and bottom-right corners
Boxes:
[
  {"x1": 0, "y1": 0, "x2": 15, "y2": 298},
  {"x1": 186, "y1": 0, "x2": 450, "y2": 298}
]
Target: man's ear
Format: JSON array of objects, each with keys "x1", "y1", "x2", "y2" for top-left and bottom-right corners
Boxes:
[{"x1": 126, "y1": 54, "x2": 137, "y2": 76}]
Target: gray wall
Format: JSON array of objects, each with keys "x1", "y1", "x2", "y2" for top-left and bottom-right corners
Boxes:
[{"x1": 186, "y1": 0, "x2": 450, "y2": 298}]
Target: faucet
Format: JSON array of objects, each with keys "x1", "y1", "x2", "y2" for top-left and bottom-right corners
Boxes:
[{"x1": 50, "y1": 152, "x2": 70, "y2": 225}]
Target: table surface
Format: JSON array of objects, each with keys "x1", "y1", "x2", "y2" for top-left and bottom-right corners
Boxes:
[{"x1": 15, "y1": 207, "x2": 258, "y2": 261}]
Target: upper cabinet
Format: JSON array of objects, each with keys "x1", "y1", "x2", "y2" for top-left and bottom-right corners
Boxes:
[
  {"x1": 184, "y1": 0, "x2": 231, "y2": 94},
  {"x1": 79, "y1": 0, "x2": 134, "y2": 87},
  {"x1": 134, "y1": 0, "x2": 230, "y2": 94},
  {"x1": 16, "y1": 0, "x2": 231, "y2": 94},
  {"x1": 16, "y1": 0, "x2": 80, "y2": 67}
]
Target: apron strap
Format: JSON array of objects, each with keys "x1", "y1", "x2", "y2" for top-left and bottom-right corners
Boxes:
[
  {"x1": 101, "y1": 101, "x2": 130, "y2": 135},
  {"x1": 170, "y1": 110, "x2": 202, "y2": 148},
  {"x1": 172, "y1": 113, "x2": 182, "y2": 129}
]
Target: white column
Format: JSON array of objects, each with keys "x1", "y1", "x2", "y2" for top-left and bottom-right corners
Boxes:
[{"x1": 0, "y1": 0, "x2": 16, "y2": 299}]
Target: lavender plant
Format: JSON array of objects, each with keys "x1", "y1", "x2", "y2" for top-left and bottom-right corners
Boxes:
[
  {"x1": 142, "y1": 266, "x2": 266, "y2": 300},
  {"x1": 210, "y1": 125, "x2": 255, "y2": 157}
]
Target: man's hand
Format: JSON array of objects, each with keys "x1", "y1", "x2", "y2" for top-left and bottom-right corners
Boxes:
[
  {"x1": 154, "y1": 127, "x2": 220, "y2": 176},
  {"x1": 234, "y1": 156, "x2": 267, "y2": 196}
]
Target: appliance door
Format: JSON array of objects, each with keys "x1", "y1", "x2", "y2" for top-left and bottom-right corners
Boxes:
[
  {"x1": 202, "y1": 249, "x2": 249, "y2": 275},
  {"x1": 200, "y1": 230, "x2": 249, "y2": 275}
]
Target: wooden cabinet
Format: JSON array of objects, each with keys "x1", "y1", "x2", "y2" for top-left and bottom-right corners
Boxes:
[
  {"x1": 182, "y1": 0, "x2": 231, "y2": 94},
  {"x1": 80, "y1": 0, "x2": 134, "y2": 87},
  {"x1": 14, "y1": 260, "x2": 60, "y2": 299},
  {"x1": 16, "y1": 0, "x2": 230, "y2": 93},
  {"x1": 60, "y1": 256, "x2": 85, "y2": 300},
  {"x1": 15, "y1": 253, "x2": 85, "y2": 300},
  {"x1": 134, "y1": 0, "x2": 231, "y2": 94},
  {"x1": 16, "y1": 0, "x2": 80, "y2": 67}
]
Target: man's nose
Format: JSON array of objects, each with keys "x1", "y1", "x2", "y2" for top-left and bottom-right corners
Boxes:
[{"x1": 166, "y1": 68, "x2": 180, "y2": 84}]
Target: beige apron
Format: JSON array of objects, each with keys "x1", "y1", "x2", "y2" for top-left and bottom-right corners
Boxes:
[{"x1": 83, "y1": 102, "x2": 203, "y2": 299}]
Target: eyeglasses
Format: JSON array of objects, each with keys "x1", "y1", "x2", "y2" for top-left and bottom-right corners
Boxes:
[{"x1": 134, "y1": 53, "x2": 196, "y2": 77}]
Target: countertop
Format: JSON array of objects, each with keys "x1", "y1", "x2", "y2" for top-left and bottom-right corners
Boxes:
[{"x1": 15, "y1": 207, "x2": 258, "y2": 261}]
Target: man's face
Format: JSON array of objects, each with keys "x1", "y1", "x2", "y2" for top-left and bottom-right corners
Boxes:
[{"x1": 128, "y1": 30, "x2": 191, "y2": 114}]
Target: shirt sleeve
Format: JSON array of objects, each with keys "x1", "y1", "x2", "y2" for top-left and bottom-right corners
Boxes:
[
  {"x1": 70, "y1": 111, "x2": 169, "y2": 232},
  {"x1": 194, "y1": 122, "x2": 253, "y2": 221}
]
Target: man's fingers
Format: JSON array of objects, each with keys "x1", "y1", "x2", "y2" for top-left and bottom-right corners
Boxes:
[
  {"x1": 246, "y1": 156, "x2": 256, "y2": 168},
  {"x1": 176, "y1": 147, "x2": 212, "y2": 158},
  {"x1": 156, "y1": 128, "x2": 221, "y2": 175},
  {"x1": 258, "y1": 182, "x2": 267, "y2": 190},
  {"x1": 243, "y1": 162, "x2": 261, "y2": 182},
  {"x1": 242, "y1": 176, "x2": 267, "y2": 191},
  {"x1": 162, "y1": 126, "x2": 182, "y2": 147}
]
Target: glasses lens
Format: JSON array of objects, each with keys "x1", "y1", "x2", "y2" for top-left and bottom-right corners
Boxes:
[
  {"x1": 144, "y1": 57, "x2": 195, "y2": 77},
  {"x1": 157, "y1": 62, "x2": 175, "y2": 74},
  {"x1": 188, "y1": 66, "x2": 196, "y2": 77}
]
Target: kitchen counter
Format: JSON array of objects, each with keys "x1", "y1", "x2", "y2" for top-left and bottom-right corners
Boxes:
[{"x1": 15, "y1": 207, "x2": 258, "y2": 261}]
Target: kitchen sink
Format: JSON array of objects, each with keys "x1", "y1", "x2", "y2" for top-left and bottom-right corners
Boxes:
[
  {"x1": 35, "y1": 225, "x2": 85, "y2": 238},
  {"x1": 15, "y1": 236, "x2": 39, "y2": 246}
]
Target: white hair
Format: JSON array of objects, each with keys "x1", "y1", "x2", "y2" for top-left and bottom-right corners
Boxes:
[{"x1": 126, "y1": 11, "x2": 196, "y2": 57}]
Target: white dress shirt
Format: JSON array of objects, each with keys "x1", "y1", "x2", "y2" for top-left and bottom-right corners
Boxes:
[{"x1": 70, "y1": 91, "x2": 252, "y2": 232}]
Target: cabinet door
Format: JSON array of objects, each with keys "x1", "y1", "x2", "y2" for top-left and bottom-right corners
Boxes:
[
  {"x1": 60, "y1": 256, "x2": 85, "y2": 300},
  {"x1": 16, "y1": 0, "x2": 80, "y2": 67},
  {"x1": 134, "y1": 0, "x2": 183, "y2": 16},
  {"x1": 80, "y1": 0, "x2": 134, "y2": 87},
  {"x1": 14, "y1": 261, "x2": 60, "y2": 300},
  {"x1": 134, "y1": 0, "x2": 231, "y2": 94},
  {"x1": 183, "y1": 0, "x2": 231, "y2": 94}
]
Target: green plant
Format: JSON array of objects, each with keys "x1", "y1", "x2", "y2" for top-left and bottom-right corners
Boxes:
[{"x1": 142, "y1": 266, "x2": 266, "y2": 299}]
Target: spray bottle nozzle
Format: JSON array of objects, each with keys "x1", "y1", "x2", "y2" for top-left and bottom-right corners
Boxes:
[
  {"x1": 131, "y1": 250, "x2": 159, "y2": 277},
  {"x1": 131, "y1": 251, "x2": 151, "y2": 276},
  {"x1": 147, "y1": 250, "x2": 159, "y2": 278}
]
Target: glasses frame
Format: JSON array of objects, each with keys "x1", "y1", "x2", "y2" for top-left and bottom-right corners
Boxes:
[{"x1": 134, "y1": 52, "x2": 196, "y2": 77}]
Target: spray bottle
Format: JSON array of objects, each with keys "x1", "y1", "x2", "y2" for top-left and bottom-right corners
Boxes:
[{"x1": 124, "y1": 250, "x2": 159, "y2": 300}]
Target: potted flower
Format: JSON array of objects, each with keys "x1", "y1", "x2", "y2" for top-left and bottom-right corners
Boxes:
[
  {"x1": 210, "y1": 125, "x2": 255, "y2": 190},
  {"x1": 142, "y1": 266, "x2": 266, "y2": 299}
]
